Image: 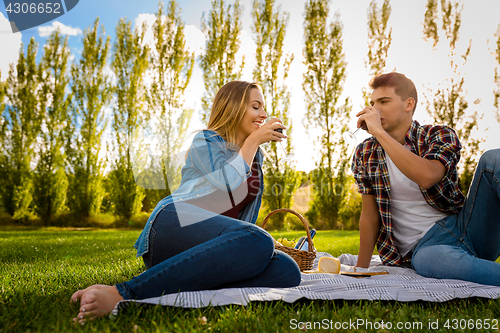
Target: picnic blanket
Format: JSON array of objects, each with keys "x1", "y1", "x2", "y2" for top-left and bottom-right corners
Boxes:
[{"x1": 112, "y1": 252, "x2": 500, "y2": 314}]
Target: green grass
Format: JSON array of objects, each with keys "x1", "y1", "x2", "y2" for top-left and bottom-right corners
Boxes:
[{"x1": 1, "y1": 227, "x2": 499, "y2": 333}]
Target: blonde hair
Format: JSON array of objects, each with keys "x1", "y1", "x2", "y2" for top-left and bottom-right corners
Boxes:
[{"x1": 207, "y1": 81, "x2": 262, "y2": 146}]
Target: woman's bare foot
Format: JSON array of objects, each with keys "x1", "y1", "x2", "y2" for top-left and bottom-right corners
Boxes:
[
  {"x1": 70, "y1": 284, "x2": 109, "y2": 304},
  {"x1": 72, "y1": 285, "x2": 124, "y2": 324}
]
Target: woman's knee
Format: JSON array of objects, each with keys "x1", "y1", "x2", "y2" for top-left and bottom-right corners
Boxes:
[
  {"x1": 225, "y1": 223, "x2": 275, "y2": 264},
  {"x1": 274, "y1": 251, "x2": 301, "y2": 287},
  {"x1": 247, "y1": 225, "x2": 275, "y2": 257}
]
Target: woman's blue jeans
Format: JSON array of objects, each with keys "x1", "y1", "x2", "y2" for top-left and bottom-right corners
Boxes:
[
  {"x1": 412, "y1": 149, "x2": 500, "y2": 286},
  {"x1": 116, "y1": 203, "x2": 301, "y2": 300}
]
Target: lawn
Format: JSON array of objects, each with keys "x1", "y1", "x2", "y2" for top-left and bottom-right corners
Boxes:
[{"x1": 0, "y1": 226, "x2": 499, "y2": 332}]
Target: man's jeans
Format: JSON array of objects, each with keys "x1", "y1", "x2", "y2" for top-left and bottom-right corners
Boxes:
[
  {"x1": 412, "y1": 149, "x2": 500, "y2": 286},
  {"x1": 116, "y1": 203, "x2": 301, "y2": 300}
]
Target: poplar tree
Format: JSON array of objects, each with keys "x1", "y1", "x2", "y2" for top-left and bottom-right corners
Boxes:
[
  {"x1": 0, "y1": 70, "x2": 6, "y2": 214},
  {"x1": 303, "y1": 0, "x2": 352, "y2": 229},
  {"x1": 422, "y1": 0, "x2": 481, "y2": 195},
  {"x1": 141, "y1": 1, "x2": 195, "y2": 209},
  {"x1": 200, "y1": 0, "x2": 244, "y2": 125},
  {"x1": 67, "y1": 19, "x2": 112, "y2": 221},
  {"x1": 33, "y1": 31, "x2": 71, "y2": 223},
  {"x1": 366, "y1": 0, "x2": 392, "y2": 76},
  {"x1": 363, "y1": 0, "x2": 392, "y2": 105},
  {"x1": 109, "y1": 18, "x2": 148, "y2": 223},
  {"x1": 0, "y1": 69, "x2": 5, "y2": 151},
  {"x1": 0, "y1": 38, "x2": 41, "y2": 220},
  {"x1": 252, "y1": 0, "x2": 300, "y2": 230},
  {"x1": 494, "y1": 23, "x2": 500, "y2": 124}
]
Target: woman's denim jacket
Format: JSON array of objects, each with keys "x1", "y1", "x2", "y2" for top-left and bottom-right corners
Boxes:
[{"x1": 134, "y1": 130, "x2": 264, "y2": 257}]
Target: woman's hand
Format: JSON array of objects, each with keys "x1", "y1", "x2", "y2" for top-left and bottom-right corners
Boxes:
[
  {"x1": 247, "y1": 118, "x2": 287, "y2": 146},
  {"x1": 239, "y1": 118, "x2": 287, "y2": 167}
]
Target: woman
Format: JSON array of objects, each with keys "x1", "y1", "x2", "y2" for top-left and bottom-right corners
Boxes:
[{"x1": 70, "y1": 81, "x2": 301, "y2": 322}]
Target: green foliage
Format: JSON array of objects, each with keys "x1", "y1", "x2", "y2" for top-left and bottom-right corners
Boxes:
[
  {"x1": 109, "y1": 18, "x2": 148, "y2": 223},
  {"x1": 423, "y1": 0, "x2": 440, "y2": 48},
  {"x1": 0, "y1": 38, "x2": 41, "y2": 220},
  {"x1": 337, "y1": 177, "x2": 362, "y2": 230},
  {"x1": 303, "y1": 0, "x2": 352, "y2": 229},
  {"x1": 362, "y1": 0, "x2": 392, "y2": 106},
  {"x1": 366, "y1": 0, "x2": 392, "y2": 78},
  {"x1": 33, "y1": 31, "x2": 71, "y2": 223},
  {"x1": 141, "y1": 1, "x2": 195, "y2": 209},
  {"x1": 252, "y1": 0, "x2": 300, "y2": 229},
  {"x1": 0, "y1": 70, "x2": 6, "y2": 213},
  {"x1": 200, "y1": 0, "x2": 244, "y2": 125},
  {"x1": 306, "y1": 161, "x2": 352, "y2": 230},
  {"x1": 494, "y1": 23, "x2": 500, "y2": 124},
  {"x1": 423, "y1": 0, "x2": 464, "y2": 49},
  {"x1": 262, "y1": 169, "x2": 302, "y2": 230},
  {"x1": 67, "y1": 18, "x2": 112, "y2": 220},
  {"x1": 422, "y1": 0, "x2": 482, "y2": 195}
]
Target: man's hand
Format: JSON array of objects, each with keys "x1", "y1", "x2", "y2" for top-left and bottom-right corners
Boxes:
[{"x1": 356, "y1": 106, "x2": 383, "y2": 136}]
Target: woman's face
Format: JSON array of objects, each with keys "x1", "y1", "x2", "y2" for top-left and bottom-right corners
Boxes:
[{"x1": 236, "y1": 88, "x2": 267, "y2": 145}]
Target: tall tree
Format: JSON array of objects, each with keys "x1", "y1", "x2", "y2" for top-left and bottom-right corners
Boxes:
[
  {"x1": 109, "y1": 18, "x2": 148, "y2": 223},
  {"x1": 67, "y1": 18, "x2": 112, "y2": 221},
  {"x1": 141, "y1": 1, "x2": 195, "y2": 209},
  {"x1": 0, "y1": 69, "x2": 6, "y2": 214},
  {"x1": 200, "y1": 0, "x2": 244, "y2": 125},
  {"x1": 366, "y1": 0, "x2": 392, "y2": 76},
  {"x1": 0, "y1": 68, "x2": 5, "y2": 152},
  {"x1": 0, "y1": 38, "x2": 41, "y2": 220},
  {"x1": 422, "y1": 0, "x2": 481, "y2": 195},
  {"x1": 363, "y1": 0, "x2": 392, "y2": 105},
  {"x1": 32, "y1": 31, "x2": 71, "y2": 223},
  {"x1": 252, "y1": 0, "x2": 300, "y2": 230},
  {"x1": 494, "y1": 23, "x2": 500, "y2": 124},
  {"x1": 303, "y1": 0, "x2": 352, "y2": 229}
]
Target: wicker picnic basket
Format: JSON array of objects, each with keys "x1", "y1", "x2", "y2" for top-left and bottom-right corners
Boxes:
[{"x1": 261, "y1": 208, "x2": 316, "y2": 271}]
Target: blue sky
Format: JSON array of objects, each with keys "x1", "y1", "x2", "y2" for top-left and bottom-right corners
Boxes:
[{"x1": 1, "y1": 0, "x2": 214, "y2": 59}]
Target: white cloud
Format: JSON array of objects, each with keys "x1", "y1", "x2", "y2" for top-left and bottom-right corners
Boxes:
[
  {"x1": 184, "y1": 25, "x2": 206, "y2": 56},
  {"x1": 0, "y1": 12, "x2": 22, "y2": 81},
  {"x1": 237, "y1": 29, "x2": 256, "y2": 81},
  {"x1": 134, "y1": 15, "x2": 206, "y2": 57},
  {"x1": 134, "y1": 13, "x2": 156, "y2": 48},
  {"x1": 38, "y1": 21, "x2": 82, "y2": 37}
]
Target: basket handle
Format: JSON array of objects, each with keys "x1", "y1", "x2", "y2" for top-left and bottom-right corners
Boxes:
[{"x1": 260, "y1": 208, "x2": 315, "y2": 254}]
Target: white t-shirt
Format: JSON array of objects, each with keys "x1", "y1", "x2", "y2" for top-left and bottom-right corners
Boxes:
[{"x1": 386, "y1": 150, "x2": 448, "y2": 256}]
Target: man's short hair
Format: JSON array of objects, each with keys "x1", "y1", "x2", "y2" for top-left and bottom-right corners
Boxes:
[{"x1": 369, "y1": 72, "x2": 418, "y2": 113}]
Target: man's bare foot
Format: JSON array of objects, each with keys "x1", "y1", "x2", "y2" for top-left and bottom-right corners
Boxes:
[
  {"x1": 70, "y1": 284, "x2": 109, "y2": 304},
  {"x1": 72, "y1": 285, "x2": 124, "y2": 324}
]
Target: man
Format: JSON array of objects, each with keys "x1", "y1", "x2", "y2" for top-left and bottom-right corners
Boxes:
[{"x1": 352, "y1": 72, "x2": 500, "y2": 286}]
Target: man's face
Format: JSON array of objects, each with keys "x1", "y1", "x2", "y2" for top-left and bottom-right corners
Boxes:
[{"x1": 370, "y1": 86, "x2": 411, "y2": 134}]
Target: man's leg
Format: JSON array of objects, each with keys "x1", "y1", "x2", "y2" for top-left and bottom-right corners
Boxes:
[
  {"x1": 458, "y1": 149, "x2": 500, "y2": 261},
  {"x1": 412, "y1": 244, "x2": 500, "y2": 286},
  {"x1": 412, "y1": 149, "x2": 500, "y2": 285}
]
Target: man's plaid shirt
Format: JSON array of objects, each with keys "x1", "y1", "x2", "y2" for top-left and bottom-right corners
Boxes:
[{"x1": 351, "y1": 120, "x2": 465, "y2": 266}]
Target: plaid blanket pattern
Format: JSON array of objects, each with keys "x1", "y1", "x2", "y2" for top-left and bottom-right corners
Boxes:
[{"x1": 112, "y1": 253, "x2": 500, "y2": 314}]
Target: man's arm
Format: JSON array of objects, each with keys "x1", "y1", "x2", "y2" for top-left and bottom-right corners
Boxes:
[
  {"x1": 357, "y1": 106, "x2": 445, "y2": 189},
  {"x1": 374, "y1": 131, "x2": 445, "y2": 189},
  {"x1": 356, "y1": 194, "x2": 381, "y2": 268}
]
